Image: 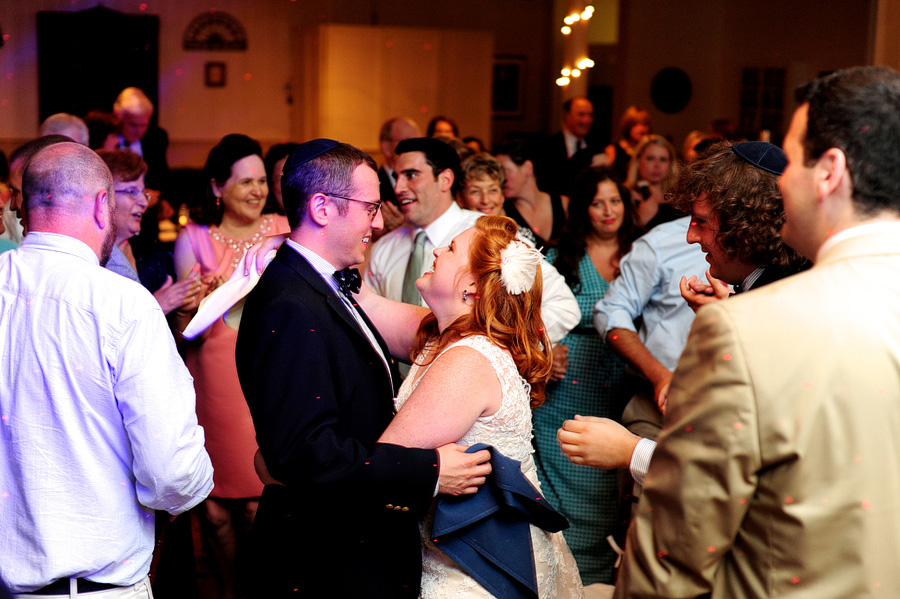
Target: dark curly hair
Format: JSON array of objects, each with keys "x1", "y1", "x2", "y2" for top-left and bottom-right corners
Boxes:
[
  {"x1": 669, "y1": 140, "x2": 806, "y2": 271},
  {"x1": 553, "y1": 167, "x2": 642, "y2": 291}
]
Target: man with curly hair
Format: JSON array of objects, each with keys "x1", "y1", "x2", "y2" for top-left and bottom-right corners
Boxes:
[
  {"x1": 566, "y1": 140, "x2": 808, "y2": 480},
  {"x1": 672, "y1": 140, "x2": 808, "y2": 308}
]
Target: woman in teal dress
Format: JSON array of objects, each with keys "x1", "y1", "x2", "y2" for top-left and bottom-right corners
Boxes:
[{"x1": 533, "y1": 167, "x2": 642, "y2": 585}]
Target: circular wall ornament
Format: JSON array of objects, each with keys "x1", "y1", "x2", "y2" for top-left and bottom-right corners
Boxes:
[
  {"x1": 183, "y1": 11, "x2": 247, "y2": 51},
  {"x1": 650, "y1": 67, "x2": 692, "y2": 114}
]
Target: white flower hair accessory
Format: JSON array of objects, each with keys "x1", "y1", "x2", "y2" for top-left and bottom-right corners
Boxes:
[{"x1": 499, "y1": 239, "x2": 542, "y2": 295}]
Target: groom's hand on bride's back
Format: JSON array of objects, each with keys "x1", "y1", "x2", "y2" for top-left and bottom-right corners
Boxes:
[{"x1": 436, "y1": 444, "x2": 492, "y2": 495}]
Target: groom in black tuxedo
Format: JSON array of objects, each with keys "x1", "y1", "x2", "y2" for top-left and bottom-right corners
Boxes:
[{"x1": 236, "y1": 139, "x2": 491, "y2": 598}]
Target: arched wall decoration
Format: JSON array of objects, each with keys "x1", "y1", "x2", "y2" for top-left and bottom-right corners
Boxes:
[{"x1": 183, "y1": 11, "x2": 247, "y2": 51}]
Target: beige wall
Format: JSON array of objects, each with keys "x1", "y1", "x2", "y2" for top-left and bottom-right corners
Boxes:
[
  {"x1": 0, "y1": 0, "x2": 891, "y2": 169},
  {"x1": 308, "y1": 25, "x2": 492, "y2": 153},
  {"x1": 0, "y1": 0, "x2": 551, "y2": 165}
]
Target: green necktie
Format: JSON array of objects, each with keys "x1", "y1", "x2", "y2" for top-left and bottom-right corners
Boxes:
[{"x1": 401, "y1": 230, "x2": 427, "y2": 306}]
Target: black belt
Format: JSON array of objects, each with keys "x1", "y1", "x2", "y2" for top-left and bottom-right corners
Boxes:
[{"x1": 28, "y1": 578, "x2": 121, "y2": 595}]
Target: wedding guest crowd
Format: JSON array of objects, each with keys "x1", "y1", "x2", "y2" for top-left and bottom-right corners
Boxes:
[{"x1": 4, "y1": 67, "x2": 900, "y2": 599}]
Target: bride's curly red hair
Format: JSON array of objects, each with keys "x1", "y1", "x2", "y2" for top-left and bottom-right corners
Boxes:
[{"x1": 411, "y1": 215, "x2": 552, "y2": 407}]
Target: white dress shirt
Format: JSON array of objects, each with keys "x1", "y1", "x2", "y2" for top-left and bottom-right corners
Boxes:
[
  {"x1": 562, "y1": 129, "x2": 586, "y2": 158},
  {"x1": 365, "y1": 203, "x2": 581, "y2": 344},
  {"x1": 0, "y1": 232, "x2": 214, "y2": 592},
  {"x1": 285, "y1": 238, "x2": 393, "y2": 387}
]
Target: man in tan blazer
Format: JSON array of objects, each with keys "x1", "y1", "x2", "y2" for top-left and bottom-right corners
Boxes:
[{"x1": 614, "y1": 65, "x2": 900, "y2": 598}]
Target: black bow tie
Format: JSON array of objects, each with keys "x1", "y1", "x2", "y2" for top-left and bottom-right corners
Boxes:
[{"x1": 334, "y1": 267, "x2": 362, "y2": 298}]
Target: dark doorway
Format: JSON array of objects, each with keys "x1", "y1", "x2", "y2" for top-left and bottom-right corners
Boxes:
[
  {"x1": 587, "y1": 84, "x2": 613, "y2": 147},
  {"x1": 37, "y1": 6, "x2": 159, "y2": 124}
]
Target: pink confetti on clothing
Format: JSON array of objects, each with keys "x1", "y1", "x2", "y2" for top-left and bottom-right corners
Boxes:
[
  {"x1": 722, "y1": 353, "x2": 732, "y2": 361},
  {"x1": 684, "y1": 425, "x2": 693, "y2": 432},
  {"x1": 785, "y1": 496, "x2": 794, "y2": 504},
  {"x1": 733, "y1": 422, "x2": 742, "y2": 429},
  {"x1": 801, "y1": 381, "x2": 811, "y2": 389},
  {"x1": 706, "y1": 546, "x2": 715, "y2": 552},
  {"x1": 790, "y1": 576, "x2": 800, "y2": 584},
  {"x1": 862, "y1": 500, "x2": 872, "y2": 509}
]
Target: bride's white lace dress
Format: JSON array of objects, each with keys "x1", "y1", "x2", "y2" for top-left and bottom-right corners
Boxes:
[{"x1": 396, "y1": 335, "x2": 584, "y2": 599}]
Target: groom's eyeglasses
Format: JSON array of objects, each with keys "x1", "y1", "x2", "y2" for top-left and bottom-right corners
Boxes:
[{"x1": 323, "y1": 193, "x2": 383, "y2": 219}]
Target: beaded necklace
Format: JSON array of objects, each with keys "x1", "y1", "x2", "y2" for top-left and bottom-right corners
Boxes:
[{"x1": 208, "y1": 214, "x2": 275, "y2": 270}]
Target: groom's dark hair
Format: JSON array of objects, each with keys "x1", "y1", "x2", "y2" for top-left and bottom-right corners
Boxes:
[{"x1": 282, "y1": 142, "x2": 376, "y2": 229}]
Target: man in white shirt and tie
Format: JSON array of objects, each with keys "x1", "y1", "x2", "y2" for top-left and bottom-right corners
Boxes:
[{"x1": 365, "y1": 137, "x2": 580, "y2": 352}]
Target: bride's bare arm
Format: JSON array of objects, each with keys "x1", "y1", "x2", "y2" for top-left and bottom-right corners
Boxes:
[
  {"x1": 354, "y1": 281, "x2": 430, "y2": 361},
  {"x1": 379, "y1": 346, "x2": 501, "y2": 449}
]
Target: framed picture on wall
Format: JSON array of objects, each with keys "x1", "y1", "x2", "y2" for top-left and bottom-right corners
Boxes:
[
  {"x1": 493, "y1": 55, "x2": 526, "y2": 119},
  {"x1": 205, "y1": 62, "x2": 226, "y2": 87}
]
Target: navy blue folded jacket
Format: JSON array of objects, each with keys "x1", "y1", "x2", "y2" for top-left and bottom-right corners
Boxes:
[{"x1": 432, "y1": 444, "x2": 569, "y2": 599}]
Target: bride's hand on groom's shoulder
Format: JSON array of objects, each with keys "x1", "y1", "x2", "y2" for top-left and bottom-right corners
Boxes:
[{"x1": 435, "y1": 444, "x2": 492, "y2": 496}]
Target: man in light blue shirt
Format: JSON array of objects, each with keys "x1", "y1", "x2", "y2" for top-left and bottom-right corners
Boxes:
[{"x1": 593, "y1": 216, "x2": 707, "y2": 438}]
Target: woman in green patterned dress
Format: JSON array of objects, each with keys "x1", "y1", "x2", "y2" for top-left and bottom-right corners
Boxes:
[{"x1": 533, "y1": 167, "x2": 642, "y2": 585}]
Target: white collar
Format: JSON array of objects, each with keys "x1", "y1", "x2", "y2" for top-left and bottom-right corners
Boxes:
[
  {"x1": 417, "y1": 201, "x2": 465, "y2": 247},
  {"x1": 21, "y1": 231, "x2": 99, "y2": 265},
  {"x1": 741, "y1": 266, "x2": 765, "y2": 291}
]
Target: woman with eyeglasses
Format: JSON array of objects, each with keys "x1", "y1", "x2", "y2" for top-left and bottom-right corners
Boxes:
[
  {"x1": 97, "y1": 149, "x2": 202, "y2": 315},
  {"x1": 174, "y1": 134, "x2": 289, "y2": 599}
]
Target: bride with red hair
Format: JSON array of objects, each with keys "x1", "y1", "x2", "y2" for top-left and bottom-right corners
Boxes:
[{"x1": 369, "y1": 215, "x2": 584, "y2": 598}]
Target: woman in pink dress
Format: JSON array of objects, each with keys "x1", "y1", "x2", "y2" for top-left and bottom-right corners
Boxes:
[{"x1": 174, "y1": 134, "x2": 289, "y2": 599}]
